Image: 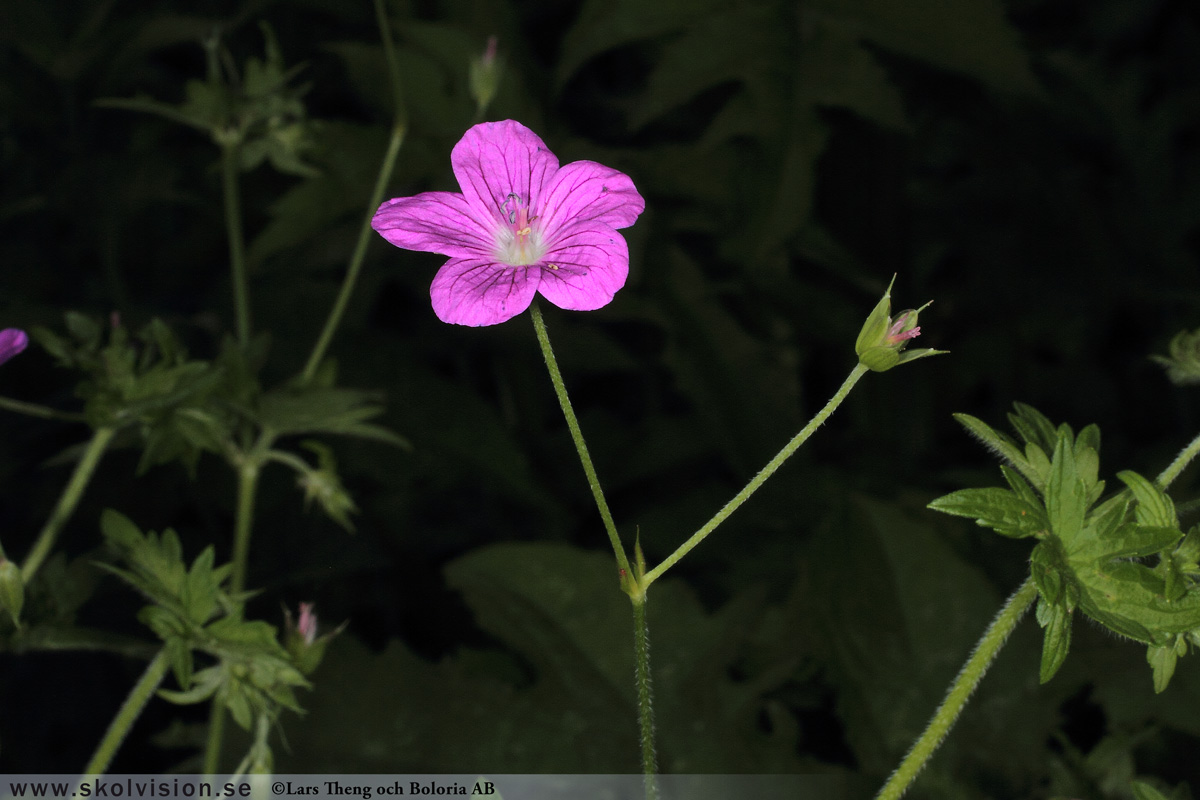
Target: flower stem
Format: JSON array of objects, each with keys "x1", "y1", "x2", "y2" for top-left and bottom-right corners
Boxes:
[
  {"x1": 204, "y1": 460, "x2": 261, "y2": 775},
  {"x1": 83, "y1": 648, "x2": 169, "y2": 775},
  {"x1": 642, "y1": 363, "x2": 868, "y2": 588},
  {"x1": 0, "y1": 396, "x2": 86, "y2": 422},
  {"x1": 222, "y1": 143, "x2": 251, "y2": 346},
  {"x1": 229, "y1": 461, "x2": 261, "y2": 595},
  {"x1": 873, "y1": 577, "x2": 1038, "y2": 800},
  {"x1": 21, "y1": 426, "x2": 116, "y2": 584},
  {"x1": 299, "y1": 0, "x2": 407, "y2": 385},
  {"x1": 1156, "y1": 430, "x2": 1200, "y2": 488},
  {"x1": 529, "y1": 300, "x2": 631, "y2": 574},
  {"x1": 631, "y1": 593, "x2": 659, "y2": 800}
]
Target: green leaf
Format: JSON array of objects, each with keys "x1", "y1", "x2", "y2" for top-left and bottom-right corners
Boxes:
[
  {"x1": 1075, "y1": 562, "x2": 1200, "y2": 642},
  {"x1": 927, "y1": 486, "x2": 1045, "y2": 539},
  {"x1": 257, "y1": 387, "x2": 410, "y2": 449},
  {"x1": 555, "y1": 0, "x2": 725, "y2": 88},
  {"x1": 100, "y1": 509, "x2": 144, "y2": 551},
  {"x1": 1131, "y1": 781, "x2": 1173, "y2": 800},
  {"x1": 627, "y1": 4, "x2": 789, "y2": 131},
  {"x1": 1117, "y1": 470, "x2": 1178, "y2": 528},
  {"x1": 1037, "y1": 598, "x2": 1072, "y2": 684},
  {"x1": 952, "y1": 413, "x2": 1039, "y2": 488},
  {"x1": 796, "y1": 19, "x2": 908, "y2": 131},
  {"x1": 809, "y1": 0, "x2": 1041, "y2": 97},
  {"x1": 1046, "y1": 433, "x2": 1087, "y2": 549},
  {"x1": 1146, "y1": 643, "x2": 1178, "y2": 694},
  {"x1": 1009, "y1": 402, "x2": 1059, "y2": 452},
  {"x1": 1031, "y1": 540, "x2": 1070, "y2": 608},
  {"x1": 1099, "y1": 525, "x2": 1183, "y2": 561}
]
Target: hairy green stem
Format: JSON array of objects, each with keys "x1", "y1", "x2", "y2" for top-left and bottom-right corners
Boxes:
[
  {"x1": 1156, "y1": 430, "x2": 1200, "y2": 488},
  {"x1": 300, "y1": 0, "x2": 407, "y2": 384},
  {"x1": 21, "y1": 426, "x2": 116, "y2": 584},
  {"x1": 631, "y1": 594, "x2": 659, "y2": 800},
  {"x1": 83, "y1": 648, "x2": 169, "y2": 775},
  {"x1": 642, "y1": 363, "x2": 868, "y2": 588},
  {"x1": 529, "y1": 301, "x2": 631, "y2": 574},
  {"x1": 874, "y1": 578, "x2": 1038, "y2": 800},
  {"x1": 222, "y1": 143, "x2": 250, "y2": 346},
  {"x1": 0, "y1": 396, "x2": 87, "y2": 422}
]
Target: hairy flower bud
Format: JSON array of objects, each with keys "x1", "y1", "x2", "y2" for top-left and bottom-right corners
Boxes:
[{"x1": 855, "y1": 276, "x2": 944, "y2": 372}]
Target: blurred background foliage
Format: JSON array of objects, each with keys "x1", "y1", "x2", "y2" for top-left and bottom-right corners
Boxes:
[{"x1": 1, "y1": 0, "x2": 1199, "y2": 796}]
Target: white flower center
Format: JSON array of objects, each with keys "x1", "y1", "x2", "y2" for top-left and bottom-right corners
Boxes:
[{"x1": 495, "y1": 193, "x2": 546, "y2": 266}]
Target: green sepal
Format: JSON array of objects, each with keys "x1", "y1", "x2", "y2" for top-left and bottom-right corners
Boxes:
[
  {"x1": 854, "y1": 274, "x2": 896, "y2": 357},
  {"x1": 894, "y1": 347, "x2": 948, "y2": 367},
  {"x1": 858, "y1": 345, "x2": 900, "y2": 372}
]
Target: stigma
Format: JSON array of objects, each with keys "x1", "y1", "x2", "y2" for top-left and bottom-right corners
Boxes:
[{"x1": 496, "y1": 193, "x2": 545, "y2": 266}]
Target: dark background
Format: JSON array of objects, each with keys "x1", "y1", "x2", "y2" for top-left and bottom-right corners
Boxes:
[{"x1": 2, "y1": 0, "x2": 1199, "y2": 796}]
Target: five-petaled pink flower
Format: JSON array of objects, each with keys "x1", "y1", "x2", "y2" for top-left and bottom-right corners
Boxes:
[
  {"x1": 372, "y1": 120, "x2": 645, "y2": 326},
  {"x1": 0, "y1": 329, "x2": 28, "y2": 366}
]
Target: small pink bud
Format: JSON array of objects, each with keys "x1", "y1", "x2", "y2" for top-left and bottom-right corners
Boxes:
[{"x1": 298, "y1": 602, "x2": 318, "y2": 645}]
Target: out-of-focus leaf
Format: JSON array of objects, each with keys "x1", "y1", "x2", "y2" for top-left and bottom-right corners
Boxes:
[{"x1": 809, "y1": 0, "x2": 1041, "y2": 97}]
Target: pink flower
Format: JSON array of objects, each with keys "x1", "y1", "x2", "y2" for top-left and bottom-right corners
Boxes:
[
  {"x1": 0, "y1": 329, "x2": 28, "y2": 366},
  {"x1": 372, "y1": 120, "x2": 645, "y2": 326}
]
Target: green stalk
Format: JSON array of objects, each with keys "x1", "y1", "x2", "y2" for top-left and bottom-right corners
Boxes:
[
  {"x1": 873, "y1": 578, "x2": 1038, "y2": 800},
  {"x1": 202, "y1": 700, "x2": 228, "y2": 779},
  {"x1": 229, "y1": 462, "x2": 261, "y2": 595},
  {"x1": 1156, "y1": 429, "x2": 1200, "y2": 488},
  {"x1": 203, "y1": 460, "x2": 260, "y2": 776},
  {"x1": 631, "y1": 594, "x2": 659, "y2": 800},
  {"x1": 642, "y1": 363, "x2": 868, "y2": 588},
  {"x1": 0, "y1": 396, "x2": 87, "y2": 422},
  {"x1": 299, "y1": 0, "x2": 407, "y2": 384},
  {"x1": 21, "y1": 426, "x2": 116, "y2": 584},
  {"x1": 529, "y1": 300, "x2": 631, "y2": 574},
  {"x1": 82, "y1": 648, "x2": 169, "y2": 775},
  {"x1": 300, "y1": 121, "x2": 405, "y2": 383},
  {"x1": 222, "y1": 143, "x2": 251, "y2": 346}
]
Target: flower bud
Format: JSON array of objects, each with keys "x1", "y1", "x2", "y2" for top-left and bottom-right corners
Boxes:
[
  {"x1": 0, "y1": 557, "x2": 24, "y2": 627},
  {"x1": 468, "y1": 36, "x2": 503, "y2": 117},
  {"x1": 284, "y1": 602, "x2": 343, "y2": 675},
  {"x1": 0, "y1": 329, "x2": 29, "y2": 367},
  {"x1": 855, "y1": 276, "x2": 944, "y2": 372}
]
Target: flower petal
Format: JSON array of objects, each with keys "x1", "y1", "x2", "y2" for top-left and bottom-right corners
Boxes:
[
  {"x1": 372, "y1": 191, "x2": 495, "y2": 258},
  {"x1": 451, "y1": 120, "x2": 559, "y2": 225},
  {"x1": 535, "y1": 223, "x2": 630, "y2": 311},
  {"x1": 537, "y1": 161, "x2": 644, "y2": 237},
  {"x1": 0, "y1": 328, "x2": 29, "y2": 366},
  {"x1": 430, "y1": 257, "x2": 539, "y2": 326}
]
